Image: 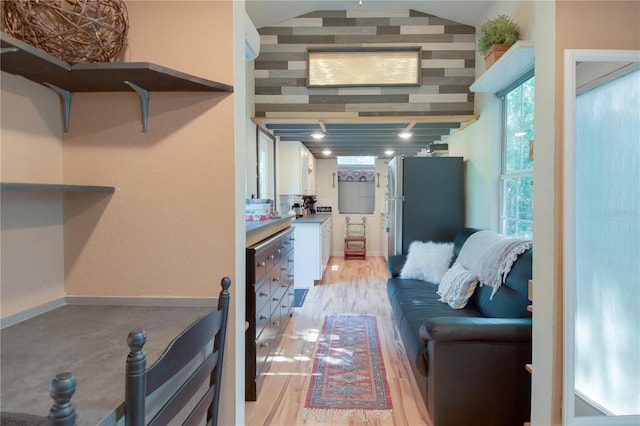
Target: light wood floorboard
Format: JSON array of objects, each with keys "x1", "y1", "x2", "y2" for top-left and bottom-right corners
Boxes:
[{"x1": 245, "y1": 256, "x2": 432, "y2": 426}]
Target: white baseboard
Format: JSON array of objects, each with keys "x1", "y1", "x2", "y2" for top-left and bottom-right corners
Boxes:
[{"x1": 1, "y1": 297, "x2": 66, "y2": 329}]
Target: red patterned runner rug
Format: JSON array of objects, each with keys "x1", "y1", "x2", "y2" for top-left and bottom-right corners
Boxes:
[{"x1": 302, "y1": 315, "x2": 393, "y2": 421}]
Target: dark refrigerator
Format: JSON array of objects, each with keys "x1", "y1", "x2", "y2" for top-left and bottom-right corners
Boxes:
[{"x1": 386, "y1": 156, "x2": 464, "y2": 256}]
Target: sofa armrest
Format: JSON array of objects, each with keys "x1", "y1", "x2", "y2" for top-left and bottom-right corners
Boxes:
[{"x1": 419, "y1": 317, "x2": 531, "y2": 343}]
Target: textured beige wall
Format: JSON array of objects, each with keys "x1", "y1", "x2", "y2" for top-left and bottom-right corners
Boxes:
[
  {"x1": 1, "y1": 73, "x2": 65, "y2": 318},
  {"x1": 62, "y1": 0, "x2": 235, "y2": 299}
]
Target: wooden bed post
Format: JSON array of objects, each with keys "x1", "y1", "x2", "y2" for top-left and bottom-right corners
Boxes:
[
  {"x1": 47, "y1": 372, "x2": 77, "y2": 426},
  {"x1": 126, "y1": 329, "x2": 147, "y2": 426}
]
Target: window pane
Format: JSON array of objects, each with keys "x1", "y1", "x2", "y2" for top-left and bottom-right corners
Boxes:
[
  {"x1": 501, "y1": 75, "x2": 535, "y2": 237},
  {"x1": 502, "y1": 176, "x2": 533, "y2": 220},
  {"x1": 574, "y1": 68, "x2": 640, "y2": 415},
  {"x1": 337, "y1": 162, "x2": 375, "y2": 214},
  {"x1": 337, "y1": 156, "x2": 376, "y2": 165},
  {"x1": 504, "y1": 76, "x2": 535, "y2": 173}
]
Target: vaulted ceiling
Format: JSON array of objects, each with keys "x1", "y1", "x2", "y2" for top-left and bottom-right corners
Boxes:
[
  {"x1": 246, "y1": 1, "x2": 494, "y2": 29},
  {"x1": 247, "y1": 1, "x2": 492, "y2": 159}
]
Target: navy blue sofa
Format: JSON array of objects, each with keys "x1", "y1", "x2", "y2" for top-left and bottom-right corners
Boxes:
[{"x1": 387, "y1": 228, "x2": 532, "y2": 426}]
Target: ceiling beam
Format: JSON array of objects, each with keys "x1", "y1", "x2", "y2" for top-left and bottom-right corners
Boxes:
[{"x1": 254, "y1": 114, "x2": 477, "y2": 126}]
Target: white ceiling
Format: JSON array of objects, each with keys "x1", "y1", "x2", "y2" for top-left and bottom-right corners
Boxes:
[{"x1": 246, "y1": 0, "x2": 495, "y2": 29}]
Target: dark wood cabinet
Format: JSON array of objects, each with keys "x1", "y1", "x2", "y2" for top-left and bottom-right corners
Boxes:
[{"x1": 245, "y1": 227, "x2": 294, "y2": 400}]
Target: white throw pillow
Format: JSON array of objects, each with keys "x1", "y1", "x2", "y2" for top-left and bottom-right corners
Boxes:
[
  {"x1": 399, "y1": 241, "x2": 454, "y2": 283},
  {"x1": 438, "y1": 261, "x2": 479, "y2": 309}
]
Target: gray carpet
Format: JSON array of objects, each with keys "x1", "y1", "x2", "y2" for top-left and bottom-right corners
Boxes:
[{"x1": 0, "y1": 304, "x2": 211, "y2": 426}]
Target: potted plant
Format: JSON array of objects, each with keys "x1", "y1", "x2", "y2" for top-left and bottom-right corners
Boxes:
[{"x1": 478, "y1": 14, "x2": 520, "y2": 68}]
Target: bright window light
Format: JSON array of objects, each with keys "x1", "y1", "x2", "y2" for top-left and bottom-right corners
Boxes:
[{"x1": 337, "y1": 156, "x2": 375, "y2": 165}]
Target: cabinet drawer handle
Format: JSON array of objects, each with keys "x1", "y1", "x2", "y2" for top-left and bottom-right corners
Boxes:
[
  {"x1": 281, "y1": 304, "x2": 288, "y2": 309},
  {"x1": 259, "y1": 291, "x2": 268, "y2": 297},
  {"x1": 272, "y1": 320, "x2": 280, "y2": 327},
  {"x1": 267, "y1": 254, "x2": 275, "y2": 260},
  {"x1": 259, "y1": 315, "x2": 268, "y2": 321},
  {"x1": 276, "y1": 249, "x2": 281, "y2": 254},
  {"x1": 288, "y1": 259, "x2": 294, "y2": 263},
  {"x1": 259, "y1": 342, "x2": 269, "y2": 348},
  {"x1": 281, "y1": 284, "x2": 288, "y2": 288},
  {"x1": 272, "y1": 277, "x2": 280, "y2": 282},
  {"x1": 272, "y1": 297, "x2": 279, "y2": 302},
  {"x1": 281, "y1": 266, "x2": 287, "y2": 271},
  {"x1": 257, "y1": 262, "x2": 266, "y2": 268}
]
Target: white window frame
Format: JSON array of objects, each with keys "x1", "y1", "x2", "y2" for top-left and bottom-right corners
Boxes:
[
  {"x1": 499, "y1": 73, "x2": 534, "y2": 238},
  {"x1": 563, "y1": 48, "x2": 640, "y2": 426}
]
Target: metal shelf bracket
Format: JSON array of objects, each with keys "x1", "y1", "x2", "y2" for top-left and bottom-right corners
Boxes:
[
  {"x1": 44, "y1": 83, "x2": 72, "y2": 133},
  {"x1": 124, "y1": 81, "x2": 149, "y2": 133}
]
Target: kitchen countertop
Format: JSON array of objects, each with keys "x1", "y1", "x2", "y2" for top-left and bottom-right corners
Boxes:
[
  {"x1": 291, "y1": 213, "x2": 332, "y2": 224},
  {"x1": 246, "y1": 214, "x2": 295, "y2": 236}
]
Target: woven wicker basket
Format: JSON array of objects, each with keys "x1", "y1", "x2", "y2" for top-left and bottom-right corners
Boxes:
[{"x1": 2, "y1": 0, "x2": 128, "y2": 63}]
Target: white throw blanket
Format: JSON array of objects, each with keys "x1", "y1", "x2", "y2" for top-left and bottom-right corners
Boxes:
[{"x1": 455, "y1": 230, "x2": 532, "y2": 299}]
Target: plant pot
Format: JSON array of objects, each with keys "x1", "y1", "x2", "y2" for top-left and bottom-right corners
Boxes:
[{"x1": 484, "y1": 43, "x2": 511, "y2": 68}]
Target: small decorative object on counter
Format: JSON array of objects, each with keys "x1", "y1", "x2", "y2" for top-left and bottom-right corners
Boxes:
[
  {"x1": 2, "y1": 0, "x2": 129, "y2": 63},
  {"x1": 246, "y1": 198, "x2": 273, "y2": 221}
]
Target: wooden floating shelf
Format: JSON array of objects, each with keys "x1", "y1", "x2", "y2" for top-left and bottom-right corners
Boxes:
[
  {"x1": 1, "y1": 182, "x2": 115, "y2": 193},
  {"x1": 1, "y1": 32, "x2": 233, "y2": 92},
  {"x1": 1, "y1": 32, "x2": 233, "y2": 132}
]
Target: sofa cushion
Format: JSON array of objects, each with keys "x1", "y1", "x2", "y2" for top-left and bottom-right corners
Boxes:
[
  {"x1": 469, "y1": 249, "x2": 533, "y2": 318},
  {"x1": 387, "y1": 277, "x2": 481, "y2": 374},
  {"x1": 437, "y1": 262, "x2": 478, "y2": 309},
  {"x1": 400, "y1": 241, "x2": 454, "y2": 283}
]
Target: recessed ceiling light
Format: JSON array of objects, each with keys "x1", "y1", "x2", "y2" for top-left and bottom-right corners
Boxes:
[
  {"x1": 384, "y1": 149, "x2": 395, "y2": 156},
  {"x1": 399, "y1": 131, "x2": 413, "y2": 139},
  {"x1": 322, "y1": 149, "x2": 332, "y2": 155},
  {"x1": 311, "y1": 132, "x2": 325, "y2": 140}
]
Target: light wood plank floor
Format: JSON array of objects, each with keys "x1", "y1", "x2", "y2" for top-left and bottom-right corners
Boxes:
[{"x1": 245, "y1": 256, "x2": 432, "y2": 426}]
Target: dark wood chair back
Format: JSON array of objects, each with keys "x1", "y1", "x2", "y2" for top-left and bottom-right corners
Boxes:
[{"x1": 124, "y1": 277, "x2": 231, "y2": 426}]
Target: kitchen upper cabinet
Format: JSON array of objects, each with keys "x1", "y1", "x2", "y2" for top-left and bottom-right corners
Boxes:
[{"x1": 277, "y1": 141, "x2": 315, "y2": 195}]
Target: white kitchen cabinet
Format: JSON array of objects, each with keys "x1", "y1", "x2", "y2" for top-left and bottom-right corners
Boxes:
[
  {"x1": 292, "y1": 216, "x2": 332, "y2": 288},
  {"x1": 277, "y1": 141, "x2": 315, "y2": 195}
]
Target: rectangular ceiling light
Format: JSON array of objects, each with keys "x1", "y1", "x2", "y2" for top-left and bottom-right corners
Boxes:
[{"x1": 307, "y1": 48, "x2": 421, "y2": 87}]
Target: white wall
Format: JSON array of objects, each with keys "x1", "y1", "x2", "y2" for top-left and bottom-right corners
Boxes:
[
  {"x1": 447, "y1": 1, "x2": 536, "y2": 231},
  {"x1": 245, "y1": 62, "x2": 258, "y2": 199},
  {"x1": 315, "y1": 158, "x2": 387, "y2": 257}
]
